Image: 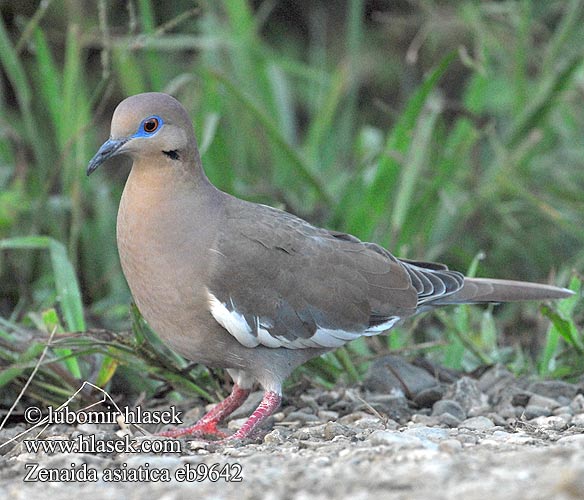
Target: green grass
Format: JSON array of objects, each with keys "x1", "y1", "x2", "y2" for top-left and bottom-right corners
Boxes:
[{"x1": 0, "y1": 0, "x2": 582, "y2": 409}]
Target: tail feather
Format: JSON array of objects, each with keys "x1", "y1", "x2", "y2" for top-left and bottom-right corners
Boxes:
[{"x1": 434, "y1": 277, "x2": 573, "y2": 305}]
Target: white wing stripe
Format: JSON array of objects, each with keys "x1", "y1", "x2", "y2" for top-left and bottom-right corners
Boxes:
[
  {"x1": 208, "y1": 293, "x2": 259, "y2": 348},
  {"x1": 208, "y1": 291, "x2": 400, "y2": 350}
]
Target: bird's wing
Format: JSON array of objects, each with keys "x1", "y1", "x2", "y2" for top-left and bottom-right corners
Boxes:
[{"x1": 206, "y1": 200, "x2": 463, "y2": 349}]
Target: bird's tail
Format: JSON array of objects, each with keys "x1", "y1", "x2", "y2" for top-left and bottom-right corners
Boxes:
[{"x1": 432, "y1": 277, "x2": 573, "y2": 305}]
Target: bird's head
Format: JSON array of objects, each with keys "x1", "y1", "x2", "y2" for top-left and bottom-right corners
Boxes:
[{"x1": 87, "y1": 92, "x2": 195, "y2": 176}]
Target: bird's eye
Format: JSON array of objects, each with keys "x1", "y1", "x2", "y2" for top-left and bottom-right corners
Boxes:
[{"x1": 143, "y1": 117, "x2": 159, "y2": 133}]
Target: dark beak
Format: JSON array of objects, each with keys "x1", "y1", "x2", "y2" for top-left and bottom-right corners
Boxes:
[{"x1": 86, "y1": 138, "x2": 129, "y2": 176}]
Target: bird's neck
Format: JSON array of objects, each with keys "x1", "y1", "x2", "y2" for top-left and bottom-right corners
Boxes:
[{"x1": 129, "y1": 150, "x2": 213, "y2": 191}]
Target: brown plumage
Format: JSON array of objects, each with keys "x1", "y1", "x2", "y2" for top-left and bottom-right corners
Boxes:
[{"x1": 87, "y1": 92, "x2": 573, "y2": 441}]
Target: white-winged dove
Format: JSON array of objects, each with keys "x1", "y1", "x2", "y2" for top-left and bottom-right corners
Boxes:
[{"x1": 87, "y1": 92, "x2": 573, "y2": 441}]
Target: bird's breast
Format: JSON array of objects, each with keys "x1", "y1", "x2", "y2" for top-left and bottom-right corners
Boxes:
[{"x1": 115, "y1": 169, "x2": 220, "y2": 354}]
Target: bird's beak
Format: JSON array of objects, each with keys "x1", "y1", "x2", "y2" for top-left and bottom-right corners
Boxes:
[{"x1": 86, "y1": 137, "x2": 129, "y2": 176}]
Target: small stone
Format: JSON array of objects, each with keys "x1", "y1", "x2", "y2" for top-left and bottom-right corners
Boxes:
[
  {"x1": 432, "y1": 399, "x2": 466, "y2": 421},
  {"x1": 523, "y1": 405, "x2": 552, "y2": 419},
  {"x1": 410, "y1": 414, "x2": 441, "y2": 426},
  {"x1": 413, "y1": 386, "x2": 446, "y2": 408},
  {"x1": 368, "y1": 429, "x2": 436, "y2": 449},
  {"x1": 459, "y1": 416, "x2": 495, "y2": 431},
  {"x1": 360, "y1": 394, "x2": 411, "y2": 422},
  {"x1": 552, "y1": 406, "x2": 573, "y2": 416},
  {"x1": 506, "y1": 434, "x2": 537, "y2": 445},
  {"x1": 532, "y1": 415, "x2": 570, "y2": 431},
  {"x1": 263, "y1": 428, "x2": 285, "y2": 444},
  {"x1": 125, "y1": 455, "x2": 181, "y2": 470},
  {"x1": 272, "y1": 411, "x2": 286, "y2": 422},
  {"x1": 338, "y1": 411, "x2": 371, "y2": 424},
  {"x1": 323, "y1": 421, "x2": 356, "y2": 440},
  {"x1": 455, "y1": 432, "x2": 479, "y2": 445},
  {"x1": 228, "y1": 417, "x2": 248, "y2": 430},
  {"x1": 317, "y1": 410, "x2": 339, "y2": 421},
  {"x1": 188, "y1": 440, "x2": 210, "y2": 451},
  {"x1": 364, "y1": 355, "x2": 439, "y2": 396},
  {"x1": 478, "y1": 365, "x2": 514, "y2": 393},
  {"x1": 352, "y1": 417, "x2": 389, "y2": 430},
  {"x1": 514, "y1": 406, "x2": 526, "y2": 417},
  {"x1": 570, "y1": 394, "x2": 584, "y2": 414},
  {"x1": 492, "y1": 430, "x2": 513, "y2": 441},
  {"x1": 439, "y1": 439, "x2": 463, "y2": 453},
  {"x1": 571, "y1": 414, "x2": 584, "y2": 427},
  {"x1": 528, "y1": 394, "x2": 561, "y2": 410},
  {"x1": 528, "y1": 380, "x2": 580, "y2": 400},
  {"x1": 316, "y1": 390, "x2": 340, "y2": 406},
  {"x1": 557, "y1": 434, "x2": 584, "y2": 445},
  {"x1": 486, "y1": 413, "x2": 506, "y2": 426},
  {"x1": 291, "y1": 429, "x2": 310, "y2": 440},
  {"x1": 299, "y1": 394, "x2": 319, "y2": 412},
  {"x1": 478, "y1": 438, "x2": 502, "y2": 448},
  {"x1": 403, "y1": 426, "x2": 449, "y2": 441},
  {"x1": 313, "y1": 456, "x2": 331, "y2": 466},
  {"x1": 76, "y1": 423, "x2": 100, "y2": 434},
  {"x1": 438, "y1": 413, "x2": 462, "y2": 428},
  {"x1": 446, "y1": 377, "x2": 486, "y2": 413},
  {"x1": 284, "y1": 411, "x2": 321, "y2": 424},
  {"x1": 467, "y1": 405, "x2": 491, "y2": 418},
  {"x1": 511, "y1": 392, "x2": 532, "y2": 407},
  {"x1": 498, "y1": 405, "x2": 518, "y2": 420}
]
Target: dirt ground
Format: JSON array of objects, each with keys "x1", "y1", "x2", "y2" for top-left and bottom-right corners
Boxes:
[{"x1": 1, "y1": 362, "x2": 584, "y2": 499}]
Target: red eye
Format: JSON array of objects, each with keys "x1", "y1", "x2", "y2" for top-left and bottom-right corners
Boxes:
[{"x1": 143, "y1": 118, "x2": 159, "y2": 133}]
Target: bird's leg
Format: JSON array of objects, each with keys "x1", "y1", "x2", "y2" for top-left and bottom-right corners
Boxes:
[
  {"x1": 223, "y1": 390, "x2": 282, "y2": 441},
  {"x1": 159, "y1": 384, "x2": 250, "y2": 438}
]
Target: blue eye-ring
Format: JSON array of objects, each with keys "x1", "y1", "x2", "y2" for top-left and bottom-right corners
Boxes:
[{"x1": 135, "y1": 115, "x2": 164, "y2": 137}]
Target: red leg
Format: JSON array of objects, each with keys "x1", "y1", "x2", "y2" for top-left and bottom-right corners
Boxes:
[
  {"x1": 223, "y1": 391, "x2": 281, "y2": 441},
  {"x1": 159, "y1": 384, "x2": 250, "y2": 438}
]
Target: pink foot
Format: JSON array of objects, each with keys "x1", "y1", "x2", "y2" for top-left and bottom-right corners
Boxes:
[
  {"x1": 158, "y1": 384, "x2": 250, "y2": 439},
  {"x1": 222, "y1": 391, "x2": 281, "y2": 441}
]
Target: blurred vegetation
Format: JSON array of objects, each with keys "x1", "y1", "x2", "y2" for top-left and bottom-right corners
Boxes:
[{"x1": 0, "y1": 0, "x2": 582, "y2": 411}]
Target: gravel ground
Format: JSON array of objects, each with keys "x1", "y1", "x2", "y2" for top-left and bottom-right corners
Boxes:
[{"x1": 1, "y1": 361, "x2": 584, "y2": 499}]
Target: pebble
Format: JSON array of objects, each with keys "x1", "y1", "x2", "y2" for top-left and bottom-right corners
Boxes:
[
  {"x1": 570, "y1": 394, "x2": 584, "y2": 413},
  {"x1": 478, "y1": 365, "x2": 515, "y2": 393},
  {"x1": 285, "y1": 411, "x2": 321, "y2": 424},
  {"x1": 487, "y1": 413, "x2": 507, "y2": 426},
  {"x1": 528, "y1": 380, "x2": 579, "y2": 401},
  {"x1": 124, "y1": 455, "x2": 181, "y2": 469},
  {"x1": 367, "y1": 430, "x2": 437, "y2": 449},
  {"x1": 447, "y1": 377, "x2": 486, "y2": 413},
  {"x1": 438, "y1": 413, "x2": 462, "y2": 428},
  {"x1": 318, "y1": 410, "x2": 339, "y2": 421},
  {"x1": 323, "y1": 422, "x2": 356, "y2": 440},
  {"x1": 529, "y1": 415, "x2": 570, "y2": 431},
  {"x1": 413, "y1": 386, "x2": 446, "y2": 408},
  {"x1": 359, "y1": 394, "x2": 411, "y2": 422},
  {"x1": 456, "y1": 432, "x2": 479, "y2": 445},
  {"x1": 552, "y1": 406, "x2": 573, "y2": 416},
  {"x1": 523, "y1": 405, "x2": 552, "y2": 419},
  {"x1": 432, "y1": 399, "x2": 466, "y2": 421},
  {"x1": 188, "y1": 440, "x2": 210, "y2": 451},
  {"x1": 364, "y1": 355, "x2": 439, "y2": 396},
  {"x1": 410, "y1": 414, "x2": 441, "y2": 426},
  {"x1": 459, "y1": 416, "x2": 495, "y2": 431},
  {"x1": 439, "y1": 439, "x2": 463, "y2": 453},
  {"x1": 511, "y1": 392, "x2": 532, "y2": 407},
  {"x1": 403, "y1": 426, "x2": 449, "y2": 442},
  {"x1": 557, "y1": 434, "x2": 584, "y2": 445},
  {"x1": 497, "y1": 405, "x2": 518, "y2": 419},
  {"x1": 528, "y1": 394, "x2": 561, "y2": 410},
  {"x1": 264, "y1": 429, "x2": 285, "y2": 444}
]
